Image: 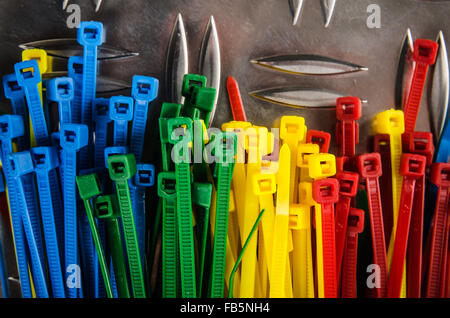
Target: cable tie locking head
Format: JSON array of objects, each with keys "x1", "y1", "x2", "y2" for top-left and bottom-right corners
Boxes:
[
  {"x1": 399, "y1": 153, "x2": 426, "y2": 178},
  {"x1": 358, "y1": 153, "x2": 383, "y2": 178},
  {"x1": 297, "y1": 143, "x2": 320, "y2": 168},
  {"x1": 132, "y1": 75, "x2": 159, "y2": 102},
  {"x1": 104, "y1": 146, "x2": 127, "y2": 168},
  {"x1": 252, "y1": 173, "x2": 276, "y2": 196},
  {"x1": 8, "y1": 151, "x2": 34, "y2": 178},
  {"x1": 157, "y1": 171, "x2": 177, "y2": 199},
  {"x1": 77, "y1": 21, "x2": 104, "y2": 47},
  {"x1": 14, "y1": 59, "x2": 41, "y2": 87},
  {"x1": 109, "y1": 96, "x2": 134, "y2": 122},
  {"x1": 60, "y1": 124, "x2": 89, "y2": 151},
  {"x1": 167, "y1": 117, "x2": 193, "y2": 145},
  {"x1": 76, "y1": 173, "x2": 102, "y2": 201},
  {"x1": 93, "y1": 98, "x2": 111, "y2": 122},
  {"x1": 68, "y1": 56, "x2": 83, "y2": 78},
  {"x1": 22, "y1": 49, "x2": 48, "y2": 74},
  {"x1": 107, "y1": 153, "x2": 137, "y2": 181},
  {"x1": 336, "y1": 171, "x2": 359, "y2": 197},
  {"x1": 412, "y1": 39, "x2": 438, "y2": 65},
  {"x1": 280, "y1": 116, "x2": 307, "y2": 143},
  {"x1": 430, "y1": 163, "x2": 450, "y2": 187},
  {"x1": 289, "y1": 204, "x2": 307, "y2": 230},
  {"x1": 347, "y1": 208, "x2": 365, "y2": 235},
  {"x1": 134, "y1": 164, "x2": 155, "y2": 187},
  {"x1": 0, "y1": 115, "x2": 25, "y2": 140},
  {"x1": 312, "y1": 178, "x2": 339, "y2": 204},
  {"x1": 307, "y1": 153, "x2": 336, "y2": 179},
  {"x1": 192, "y1": 182, "x2": 213, "y2": 209},
  {"x1": 46, "y1": 77, "x2": 74, "y2": 102},
  {"x1": 306, "y1": 130, "x2": 331, "y2": 153},
  {"x1": 2, "y1": 74, "x2": 23, "y2": 100},
  {"x1": 336, "y1": 96, "x2": 362, "y2": 121},
  {"x1": 30, "y1": 147, "x2": 59, "y2": 172},
  {"x1": 402, "y1": 131, "x2": 434, "y2": 166},
  {"x1": 181, "y1": 74, "x2": 207, "y2": 97},
  {"x1": 371, "y1": 109, "x2": 405, "y2": 136},
  {"x1": 93, "y1": 194, "x2": 120, "y2": 219}
]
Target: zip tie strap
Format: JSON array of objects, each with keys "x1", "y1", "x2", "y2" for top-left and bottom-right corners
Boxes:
[
  {"x1": 426, "y1": 163, "x2": 450, "y2": 298},
  {"x1": 336, "y1": 97, "x2": 361, "y2": 157},
  {"x1": 47, "y1": 77, "x2": 74, "y2": 125},
  {"x1": 357, "y1": 153, "x2": 388, "y2": 298},
  {"x1": 403, "y1": 39, "x2": 438, "y2": 132},
  {"x1": 31, "y1": 146, "x2": 65, "y2": 297},
  {"x1": 76, "y1": 173, "x2": 114, "y2": 298},
  {"x1": 68, "y1": 56, "x2": 83, "y2": 124},
  {"x1": 341, "y1": 208, "x2": 365, "y2": 298},
  {"x1": 130, "y1": 75, "x2": 158, "y2": 162},
  {"x1": 387, "y1": 154, "x2": 426, "y2": 298},
  {"x1": 306, "y1": 130, "x2": 331, "y2": 154},
  {"x1": 94, "y1": 194, "x2": 130, "y2": 298},
  {"x1": 0, "y1": 115, "x2": 32, "y2": 297},
  {"x1": 110, "y1": 96, "x2": 133, "y2": 147},
  {"x1": 209, "y1": 132, "x2": 237, "y2": 297},
  {"x1": 313, "y1": 178, "x2": 339, "y2": 298},
  {"x1": 107, "y1": 154, "x2": 146, "y2": 298},
  {"x1": 93, "y1": 98, "x2": 111, "y2": 169},
  {"x1": 9, "y1": 151, "x2": 49, "y2": 298},
  {"x1": 60, "y1": 123, "x2": 89, "y2": 298},
  {"x1": 14, "y1": 59, "x2": 50, "y2": 146}
]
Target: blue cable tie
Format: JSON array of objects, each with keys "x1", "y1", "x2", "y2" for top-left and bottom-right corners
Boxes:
[
  {"x1": 60, "y1": 123, "x2": 89, "y2": 298},
  {"x1": 130, "y1": 76, "x2": 159, "y2": 162},
  {"x1": 0, "y1": 115, "x2": 32, "y2": 298},
  {"x1": 131, "y1": 163, "x2": 155, "y2": 269},
  {"x1": 14, "y1": 59, "x2": 50, "y2": 146},
  {"x1": 47, "y1": 77, "x2": 74, "y2": 125},
  {"x1": 109, "y1": 96, "x2": 133, "y2": 147},
  {"x1": 2, "y1": 73, "x2": 30, "y2": 150},
  {"x1": 31, "y1": 146, "x2": 66, "y2": 297},
  {"x1": 9, "y1": 151, "x2": 49, "y2": 298},
  {"x1": 93, "y1": 98, "x2": 111, "y2": 169},
  {"x1": 68, "y1": 56, "x2": 83, "y2": 124}
]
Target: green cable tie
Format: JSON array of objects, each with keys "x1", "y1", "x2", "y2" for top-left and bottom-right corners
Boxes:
[
  {"x1": 107, "y1": 154, "x2": 146, "y2": 298},
  {"x1": 94, "y1": 194, "x2": 131, "y2": 298},
  {"x1": 75, "y1": 173, "x2": 114, "y2": 298},
  {"x1": 208, "y1": 132, "x2": 237, "y2": 298}
]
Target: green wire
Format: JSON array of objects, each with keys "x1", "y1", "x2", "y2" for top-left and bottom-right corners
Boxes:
[{"x1": 228, "y1": 209, "x2": 266, "y2": 298}]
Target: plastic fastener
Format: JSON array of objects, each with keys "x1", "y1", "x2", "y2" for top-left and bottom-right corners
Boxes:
[
  {"x1": 46, "y1": 77, "x2": 74, "y2": 125},
  {"x1": 109, "y1": 95, "x2": 134, "y2": 147},
  {"x1": 93, "y1": 98, "x2": 111, "y2": 169},
  {"x1": 306, "y1": 130, "x2": 331, "y2": 154},
  {"x1": 387, "y1": 154, "x2": 426, "y2": 298},
  {"x1": 403, "y1": 39, "x2": 438, "y2": 132},
  {"x1": 336, "y1": 96, "x2": 361, "y2": 157},
  {"x1": 357, "y1": 153, "x2": 388, "y2": 298},
  {"x1": 313, "y1": 178, "x2": 339, "y2": 298},
  {"x1": 227, "y1": 76, "x2": 247, "y2": 122},
  {"x1": 68, "y1": 56, "x2": 83, "y2": 124}
]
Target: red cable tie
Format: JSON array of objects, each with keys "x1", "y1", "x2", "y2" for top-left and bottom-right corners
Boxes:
[
  {"x1": 440, "y1": 214, "x2": 450, "y2": 297},
  {"x1": 387, "y1": 153, "x2": 426, "y2": 298},
  {"x1": 341, "y1": 208, "x2": 365, "y2": 298},
  {"x1": 403, "y1": 131, "x2": 434, "y2": 298},
  {"x1": 226, "y1": 76, "x2": 247, "y2": 122},
  {"x1": 373, "y1": 134, "x2": 394, "y2": 244},
  {"x1": 357, "y1": 153, "x2": 388, "y2": 298},
  {"x1": 335, "y1": 171, "x2": 359, "y2": 283},
  {"x1": 403, "y1": 39, "x2": 438, "y2": 132},
  {"x1": 306, "y1": 130, "x2": 331, "y2": 153},
  {"x1": 336, "y1": 97, "x2": 361, "y2": 157},
  {"x1": 313, "y1": 178, "x2": 339, "y2": 298},
  {"x1": 426, "y1": 163, "x2": 450, "y2": 298}
]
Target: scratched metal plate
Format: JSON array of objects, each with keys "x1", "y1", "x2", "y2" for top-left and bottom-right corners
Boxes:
[{"x1": 0, "y1": 0, "x2": 449, "y2": 297}]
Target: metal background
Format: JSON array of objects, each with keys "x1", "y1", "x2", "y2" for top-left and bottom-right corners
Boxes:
[{"x1": 0, "y1": 0, "x2": 449, "y2": 297}]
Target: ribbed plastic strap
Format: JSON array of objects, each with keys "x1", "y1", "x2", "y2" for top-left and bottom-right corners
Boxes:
[
  {"x1": 0, "y1": 142, "x2": 32, "y2": 297},
  {"x1": 115, "y1": 180, "x2": 146, "y2": 298},
  {"x1": 58, "y1": 99, "x2": 72, "y2": 125},
  {"x1": 321, "y1": 203, "x2": 338, "y2": 298},
  {"x1": 62, "y1": 149, "x2": 79, "y2": 298},
  {"x1": 209, "y1": 163, "x2": 234, "y2": 297},
  {"x1": 335, "y1": 196, "x2": 351, "y2": 281},
  {"x1": 174, "y1": 162, "x2": 197, "y2": 298},
  {"x1": 341, "y1": 233, "x2": 358, "y2": 298},
  {"x1": 130, "y1": 185, "x2": 146, "y2": 268},
  {"x1": 68, "y1": 56, "x2": 83, "y2": 124},
  {"x1": 15, "y1": 177, "x2": 49, "y2": 298},
  {"x1": 94, "y1": 121, "x2": 109, "y2": 168},
  {"x1": 162, "y1": 195, "x2": 178, "y2": 298},
  {"x1": 130, "y1": 99, "x2": 148, "y2": 163},
  {"x1": 35, "y1": 171, "x2": 65, "y2": 297}
]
